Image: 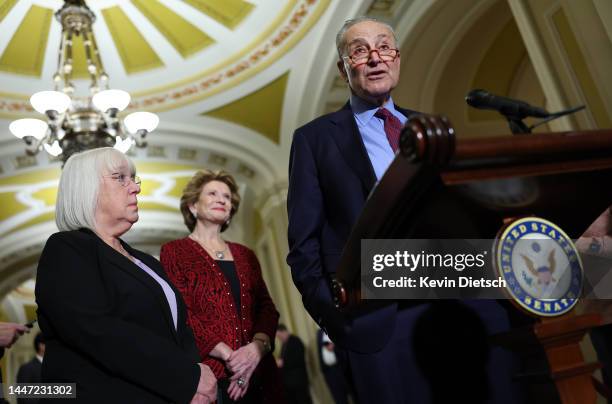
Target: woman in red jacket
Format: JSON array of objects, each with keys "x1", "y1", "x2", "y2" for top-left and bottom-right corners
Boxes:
[{"x1": 161, "y1": 169, "x2": 283, "y2": 403}]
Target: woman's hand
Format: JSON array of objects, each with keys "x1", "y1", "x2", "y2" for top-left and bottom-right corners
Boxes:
[
  {"x1": 227, "y1": 342, "x2": 263, "y2": 377},
  {"x1": 225, "y1": 341, "x2": 265, "y2": 399},
  {"x1": 227, "y1": 377, "x2": 250, "y2": 401},
  {"x1": 190, "y1": 363, "x2": 217, "y2": 404},
  {"x1": 210, "y1": 341, "x2": 233, "y2": 362}
]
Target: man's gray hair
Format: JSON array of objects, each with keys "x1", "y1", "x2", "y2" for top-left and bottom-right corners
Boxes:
[
  {"x1": 55, "y1": 147, "x2": 135, "y2": 232},
  {"x1": 336, "y1": 16, "x2": 397, "y2": 58}
]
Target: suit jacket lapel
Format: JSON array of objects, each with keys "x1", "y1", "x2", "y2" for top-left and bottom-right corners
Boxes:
[
  {"x1": 96, "y1": 237, "x2": 179, "y2": 342},
  {"x1": 329, "y1": 103, "x2": 377, "y2": 196}
]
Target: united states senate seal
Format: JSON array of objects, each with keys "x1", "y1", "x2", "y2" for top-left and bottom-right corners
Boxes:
[{"x1": 495, "y1": 217, "x2": 583, "y2": 317}]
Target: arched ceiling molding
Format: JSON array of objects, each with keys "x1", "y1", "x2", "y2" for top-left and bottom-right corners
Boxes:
[
  {"x1": 153, "y1": 120, "x2": 281, "y2": 188},
  {"x1": 430, "y1": 0, "x2": 549, "y2": 138},
  {"x1": 394, "y1": 0, "x2": 503, "y2": 112},
  {"x1": 291, "y1": 0, "x2": 368, "y2": 127},
  {"x1": 468, "y1": 18, "x2": 527, "y2": 122},
  {"x1": 0, "y1": 264, "x2": 35, "y2": 306},
  {"x1": 0, "y1": 221, "x2": 54, "y2": 280}
]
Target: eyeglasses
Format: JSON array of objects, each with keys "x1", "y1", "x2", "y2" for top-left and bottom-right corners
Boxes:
[
  {"x1": 344, "y1": 46, "x2": 400, "y2": 65},
  {"x1": 104, "y1": 174, "x2": 141, "y2": 187}
]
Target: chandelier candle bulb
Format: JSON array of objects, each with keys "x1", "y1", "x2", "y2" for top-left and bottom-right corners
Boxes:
[
  {"x1": 30, "y1": 91, "x2": 71, "y2": 115},
  {"x1": 9, "y1": 119, "x2": 49, "y2": 140},
  {"x1": 92, "y1": 89, "x2": 131, "y2": 113}
]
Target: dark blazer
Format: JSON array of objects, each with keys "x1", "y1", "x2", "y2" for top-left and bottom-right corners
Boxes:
[
  {"x1": 16, "y1": 357, "x2": 42, "y2": 404},
  {"x1": 35, "y1": 229, "x2": 201, "y2": 403},
  {"x1": 287, "y1": 102, "x2": 418, "y2": 353}
]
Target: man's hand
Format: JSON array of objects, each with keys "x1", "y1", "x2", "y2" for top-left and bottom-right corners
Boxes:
[
  {"x1": 0, "y1": 322, "x2": 28, "y2": 348},
  {"x1": 191, "y1": 363, "x2": 217, "y2": 404}
]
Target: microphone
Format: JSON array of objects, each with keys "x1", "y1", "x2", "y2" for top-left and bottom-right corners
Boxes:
[{"x1": 465, "y1": 89, "x2": 550, "y2": 118}]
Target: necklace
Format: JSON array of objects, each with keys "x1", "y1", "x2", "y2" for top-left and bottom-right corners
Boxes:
[
  {"x1": 190, "y1": 235, "x2": 228, "y2": 259},
  {"x1": 212, "y1": 246, "x2": 227, "y2": 260}
]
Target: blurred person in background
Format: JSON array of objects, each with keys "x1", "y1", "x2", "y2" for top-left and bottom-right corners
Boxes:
[
  {"x1": 276, "y1": 324, "x2": 312, "y2": 404},
  {"x1": 317, "y1": 329, "x2": 351, "y2": 404},
  {"x1": 16, "y1": 332, "x2": 45, "y2": 404}
]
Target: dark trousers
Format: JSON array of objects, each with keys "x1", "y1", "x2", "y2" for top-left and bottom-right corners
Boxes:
[
  {"x1": 322, "y1": 366, "x2": 351, "y2": 404},
  {"x1": 339, "y1": 302, "x2": 522, "y2": 404},
  {"x1": 284, "y1": 386, "x2": 312, "y2": 404}
]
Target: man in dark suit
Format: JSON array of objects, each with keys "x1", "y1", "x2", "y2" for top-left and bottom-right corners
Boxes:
[
  {"x1": 287, "y1": 17, "x2": 519, "y2": 404},
  {"x1": 287, "y1": 16, "x2": 429, "y2": 404},
  {"x1": 16, "y1": 332, "x2": 45, "y2": 404},
  {"x1": 275, "y1": 325, "x2": 312, "y2": 404}
]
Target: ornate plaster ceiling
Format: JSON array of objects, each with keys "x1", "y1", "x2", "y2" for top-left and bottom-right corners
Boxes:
[{"x1": 0, "y1": 0, "x2": 329, "y2": 116}]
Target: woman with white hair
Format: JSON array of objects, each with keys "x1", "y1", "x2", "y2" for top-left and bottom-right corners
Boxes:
[{"x1": 35, "y1": 147, "x2": 217, "y2": 403}]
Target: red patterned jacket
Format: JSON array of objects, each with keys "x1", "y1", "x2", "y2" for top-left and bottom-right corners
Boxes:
[{"x1": 160, "y1": 238, "x2": 280, "y2": 383}]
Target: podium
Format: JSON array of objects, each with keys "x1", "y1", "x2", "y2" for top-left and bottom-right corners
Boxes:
[{"x1": 331, "y1": 115, "x2": 612, "y2": 403}]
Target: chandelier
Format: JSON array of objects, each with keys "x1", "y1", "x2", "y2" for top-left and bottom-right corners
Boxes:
[{"x1": 9, "y1": 0, "x2": 158, "y2": 164}]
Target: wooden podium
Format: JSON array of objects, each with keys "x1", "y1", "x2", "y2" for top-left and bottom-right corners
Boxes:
[{"x1": 331, "y1": 115, "x2": 612, "y2": 403}]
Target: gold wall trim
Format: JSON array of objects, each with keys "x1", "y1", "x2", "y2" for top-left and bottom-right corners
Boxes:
[
  {"x1": 204, "y1": 71, "x2": 289, "y2": 144},
  {"x1": 31, "y1": 187, "x2": 57, "y2": 207},
  {"x1": 0, "y1": 192, "x2": 28, "y2": 221},
  {"x1": 183, "y1": 0, "x2": 254, "y2": 30},
  {"x1": 552, "y1": 9, "x2": 611, "y2": 128},
  {"x1": 131, "y1": 0, "x2": 214, "y2": 58},
  {"x1": 0, "y1": 5, "x2": 52, "y2": 76},
  {"x1": 101, "y1": 6, "x2": 164, "y2": 74},
  {"x1": 0, "y1": 168, "x2": 60, "y2": 186},
  {"x1": 0, "y1": 0, "x2": 17, "y2": 23}
]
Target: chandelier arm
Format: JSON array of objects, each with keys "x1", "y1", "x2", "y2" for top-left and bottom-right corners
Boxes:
[
  {"x1": 55, "y1": 31, "x2": 67, "y2": 91},
  {"x1": 64, "y1": 30, "x2": 74, "y2": 93},
  {"x1": 88, "y1": 26, "x2": 107, "y2": 88},
  {"x1": 83, "y1": 28, "x2": 98, "y2": 92}
]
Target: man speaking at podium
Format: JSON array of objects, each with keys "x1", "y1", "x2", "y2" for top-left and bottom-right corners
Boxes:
[
  {"x1": 286, "y1": 17, "x2": 426, "y2": 403},
  {"x1": 287, "y1": 17, "x2": 520, "y2": 404}
]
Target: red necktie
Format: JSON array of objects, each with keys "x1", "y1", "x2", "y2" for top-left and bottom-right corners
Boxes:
[{"x1": 374, "y1": 108, "x2": 402, "y2": 152}]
